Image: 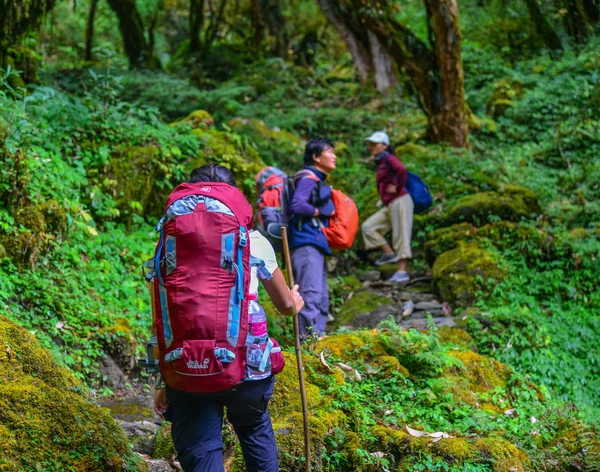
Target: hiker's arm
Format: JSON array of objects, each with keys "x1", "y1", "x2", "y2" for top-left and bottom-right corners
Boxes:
[
  {"x1": 261, "y1": 268, "x2": 304, "y2": 316},
  {"x1": 387, "y1": 155, "x2": 408, "y2": 190},
  {"x1": 289, "y1": 178, "x2": 318, "y2": 217}
]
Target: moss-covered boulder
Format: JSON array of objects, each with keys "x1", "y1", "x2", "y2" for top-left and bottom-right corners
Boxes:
[
  {"x1": 190, "y1": 128, "x2": 266, "y2": 200},
  {"x1": 330, "y1": 290, "x2": 395, "y2": 330},
  {"x1": 227, "y1": 118, "x2": 303, "y2": 170},
  {"x1": 441, "y1": 187, "x2": 539, "y2": 227},
  {"x1": 433, "y1": 242, "x2": 507, "y2": 306},
  {"x1": 0, "y1": 199, "x2": 67, "y2": 266},
  {"x1": 0, "y1": 316, "x2": 144, "y2": 471},
  {"x1": 424, "y1": 222, "x2": 477, "y2": 266},
  {"x1": 425, "y1": 221, "x2": 568, "y2": 267},
  {"x1": 486, "y1": 78, "x2": 525, "y2": 118}
]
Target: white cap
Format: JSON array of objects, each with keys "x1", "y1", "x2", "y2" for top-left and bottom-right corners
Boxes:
[{"x1": 365, "y1": 131, "x2": 390, "y2": 145}]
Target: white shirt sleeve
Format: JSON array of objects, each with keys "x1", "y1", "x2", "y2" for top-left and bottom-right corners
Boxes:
[{"x1": 249, "y1": 231, "x2": 279, "y2": 280}]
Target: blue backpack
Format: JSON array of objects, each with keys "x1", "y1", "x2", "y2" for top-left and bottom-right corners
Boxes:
[
  {"x1": 383, "y1": 154, "x2": 432, "y2": 214},
  {"x1": 405, "y1": 171, "x2": 432, "y2": 214}
]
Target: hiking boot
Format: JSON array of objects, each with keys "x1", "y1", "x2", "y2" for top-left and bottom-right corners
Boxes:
[
  {"x1": 375, "y1": 253, "x2": 400, "y2": 265},
  {"x1": 387, "y1": 271, "x2": 410, "y2": 283}
]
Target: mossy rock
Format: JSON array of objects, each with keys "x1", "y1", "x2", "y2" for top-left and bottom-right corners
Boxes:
[
  {"x1": 476, "y1": 221, "x2": 570, "y2": 262},
  {"x1": 190, "y1": 128, "x2": 266, "y2": 200},
  {"x1": 475, "y1": 438, "x2": 530, "y2": 471},
  {"x1": 441, "y1": 188, "x2": 539, "y2": 227},
  {"x1": 438, "y1": 327, "x2": 477, "y2": 351},
  {"x1": 331, "y1": 290, "x2": 394, "y2": 330},
  {"x1": 444, "y1": 350, "x2": 512, "y2": 411},
  {"x1": 227, "y1": 118, "x2": 302, "y2": 170},
  {"x1": 371, "y1": 424, "x2": 529, "y2": 470},
  {"x1": 175, "y1": 109, "x2": 215, "y2": 129},
  {"x1": 0, "y1": 316, "x2": 144, "y2": 471},
  {"x1": 486, "y1": 78, "x2": 525, "y2": 118},
  {"x1": 152, "y1": 422, "x2": 176, "y2": 460},
  {"x1": 432, "y1": 242, "x2": 507, "y2": 306},
  {"x1": 1, "y1": 199, "x2": 68, "y2": 265},
  {"x1": 424, "y1": 222, "x2": 477, "y2": 266}
]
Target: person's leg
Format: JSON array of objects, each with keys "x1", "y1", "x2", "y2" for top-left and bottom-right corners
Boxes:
[
  {"x1": 316, "y1": 253, "x2": 329, "y2": 335},
  {"x1": 361, "y1": 207, "x2": 391, "y2": 251},
  {"x1": 292, "y1": 245, "x2": 325, "y2": 338},
  {"x1": 225, "y1": 376, "x2": 278, "y2": 472},
  {"x1": 390, "y1": 194, "x2": 414, "y2": 277},
  {"x1": 166, "y1": 388, "x2": 225, "y2": 472}
]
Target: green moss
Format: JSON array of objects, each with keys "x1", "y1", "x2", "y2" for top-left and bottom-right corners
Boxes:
[
  {"x1": 227, "y1": 118, "x2": 302, "y2": 169},
  {"x1": 486, "y1": 79, "x2": 524, "y2": 118},
  {"x1": 153, "y1": 423, "x2": 176, "y2": 460},
  {"x1": 176, "y1": 109, "x2": 215, "y2": 129},
  {"x1": 190, "y1": 128, "x2": 266, "y2": 199},
  {"x1": 331, "y1": 290, "x2": 394, "y2": 329},
  {"x1": 441, "y1": 189, "x2": 539, "y2": 226},
  {"x1": 438, "y1": 327, "x2": 477, "y2": 351},
  {"x1": 433, "y1": 242, "x2": 507, "y2": 306},
  {"x1": 425, "y1": 222, "x2": 477, "y2": 266},
  {"x1": 371, "y1": 355, "x2": 410, "y2": 377},
  {"x1": 106, "y1": 144, "x2": 162, "y2": 223},
  {"x1": 0, "y1": 316, "x2": 144, "y2": 471},
  {"x1": 475, "y1": 438, "x2": 530, "y2": 471}
]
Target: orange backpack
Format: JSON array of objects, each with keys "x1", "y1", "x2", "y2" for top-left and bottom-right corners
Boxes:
[{"x1": 322, "y1": 189, "x2": 359, "y2": 251}]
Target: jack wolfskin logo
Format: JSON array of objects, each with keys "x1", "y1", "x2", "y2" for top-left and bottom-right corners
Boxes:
[
  {"x1": 200, "y1": 187, "x2": 211, "y2": 192},
  {"x1": 187, "y1": 358, "x2": 210, "y2": 369}
]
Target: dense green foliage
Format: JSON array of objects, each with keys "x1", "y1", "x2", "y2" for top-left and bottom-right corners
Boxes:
[{"x1": 1, "y1": 0, "x2": 600, "y2": 469}]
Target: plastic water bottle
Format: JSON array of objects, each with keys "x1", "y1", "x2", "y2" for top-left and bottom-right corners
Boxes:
[{"x1": 246, "y1": 295, "x2": 271, "y2": 380}]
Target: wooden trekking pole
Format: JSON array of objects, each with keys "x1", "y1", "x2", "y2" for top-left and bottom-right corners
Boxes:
[{"x1": 281, "y1": 226, "x2": 311, "y2": 472}]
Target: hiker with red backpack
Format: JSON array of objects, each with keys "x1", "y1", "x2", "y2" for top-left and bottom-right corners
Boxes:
[
  {"x1": 149, "y1": 164, "x2": 304, "y2": 472},
  {"x1": 362, "y1": 131, "x2": 432, "y2": 283},
  {"x1": 288, "y1": 138, "x2": 337, "y2": 338}
]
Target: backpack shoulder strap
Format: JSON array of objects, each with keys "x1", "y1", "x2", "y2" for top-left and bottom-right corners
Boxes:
[{"x1": 293, "y1": 169, "x2": 321, "y2": 184}]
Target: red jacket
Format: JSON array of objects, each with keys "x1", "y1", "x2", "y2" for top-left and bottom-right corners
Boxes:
[{"x1": 375, "y1": 152, "x2": 408, "y2": 206}]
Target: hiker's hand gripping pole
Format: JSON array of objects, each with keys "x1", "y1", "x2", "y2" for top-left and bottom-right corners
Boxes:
[{"x1": 281, "y1": 226, "x2": 311, "y2": 472}]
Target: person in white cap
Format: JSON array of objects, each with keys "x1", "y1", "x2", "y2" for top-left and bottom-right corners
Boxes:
[{"x1": 361, "y1": 131, "x2": 414, "y2": 283}]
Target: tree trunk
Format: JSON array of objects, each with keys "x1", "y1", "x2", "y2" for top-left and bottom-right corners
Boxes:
[
  {"x1": 84, "y1": 0, "x2": 98, "y2": 61},
  {"x1": 524, "y1": 0, "x2": 563, "y2": 51},
  {"x1": 189, "y1": 0, "x2": 204, "y2": 53},
  {"x1": 250, "y1": 0, "x2": 264, "y2": 54},
  {"x1": 259, "y1": 0, "x2": 288, "y2": 58},
  {"x1": 347, "y1": 0, "x2": 469, "y2": 147},
  {"x1": 368, "y1": 31, "x2": 396, "y2": 92},
  {"x1": 106, "y1": 0, "x2": 159, "y2": 68},
  {"x1": 562, "y1": 0, "x2": 598, "y2": 40},
  {"x1": 316, "y1": 0, "x2": 372, "y2": 82},
  {"x1": 425, "y1": 0, "x2": 469, "y2": 147}
]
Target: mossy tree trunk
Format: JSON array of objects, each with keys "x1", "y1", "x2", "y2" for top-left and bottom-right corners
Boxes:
[
  {"x1": 259, "y1": 0, "x2": 289, "y2": 58},
  {"x1": 562, "y1": 0, "x2": 599, "y2": 41},
  {"x1": 344, "y1": 0, "x2": 469, "y2": 147},
  {"x1": 189, "y1": 0, "x2": 204, "y2": 53},
  {"x1": 85, "y1": 0, "x2": 99, "y2": 61},
  {"x1": 0, "y1": 0, "x2": 56, "y2": 69},
  {"x1": 106, "y1": 0, "x2": 160, "y2": 69},
  {"x1": 250, "y1": 0, "x2": 265, "y2": 54},
  {"x1": 524, "y1": 0, "x2": 563, "y2": 52},
  {"x1": 316, "y1": 0, "x2": 396, "y2": 92}
]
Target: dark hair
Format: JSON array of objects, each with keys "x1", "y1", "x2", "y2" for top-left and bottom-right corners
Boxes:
[
  {"x1": 386, "y1": 144, "x2": 396, "y2": 155},
  {"x1": 189, "y1": 164, "x2": 237, "y2": 187},
  {"x1": 303, "y1": 137, "x2": 334, "y2": 166}
]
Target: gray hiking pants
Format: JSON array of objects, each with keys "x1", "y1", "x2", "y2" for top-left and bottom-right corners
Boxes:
[{"x1": 291, "y1": 245, "x2": 328, "y2": 338}]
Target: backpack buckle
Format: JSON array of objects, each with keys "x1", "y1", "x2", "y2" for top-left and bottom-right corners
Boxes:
[{"x1": 239, "y1": 227, "x2": 248, "y2": 247}]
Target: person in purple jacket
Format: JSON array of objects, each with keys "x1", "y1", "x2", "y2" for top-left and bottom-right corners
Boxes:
[{"x1": 288, "y1": 138, "x2": 337, "y2": 339}]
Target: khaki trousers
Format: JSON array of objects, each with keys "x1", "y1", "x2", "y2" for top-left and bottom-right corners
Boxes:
[{"x1": 362, "y1": 193, "x2": 414, "y2": 259}]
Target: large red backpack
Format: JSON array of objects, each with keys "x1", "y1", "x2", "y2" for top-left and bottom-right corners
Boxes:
[{"x1": 147, "y1": 182, "x2": 254, "y2": 393}]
